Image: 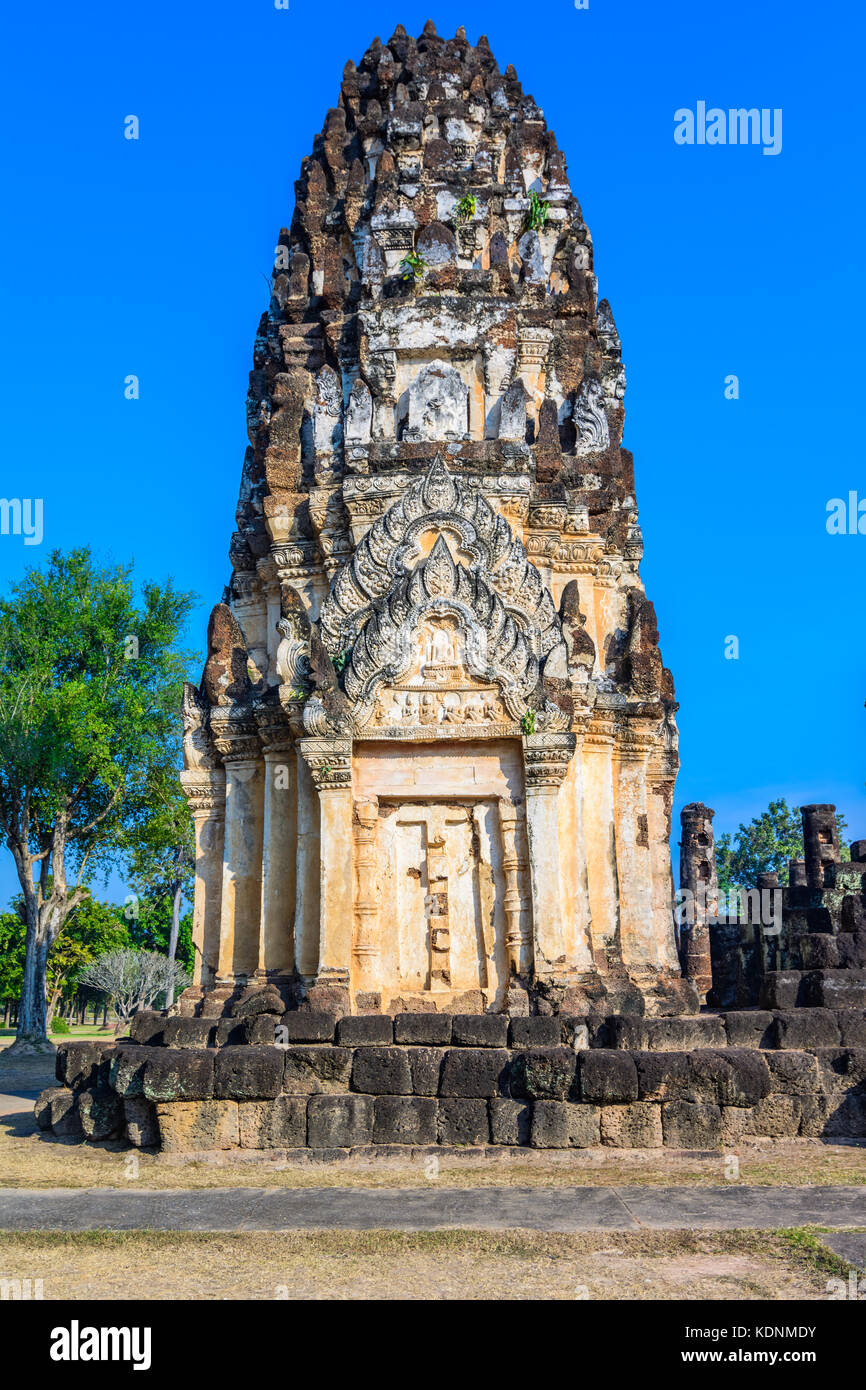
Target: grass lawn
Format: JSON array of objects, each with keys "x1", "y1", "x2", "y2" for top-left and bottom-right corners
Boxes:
[{"x1": 0, "y1": 1226, "x2": 856, "y2": 1299}]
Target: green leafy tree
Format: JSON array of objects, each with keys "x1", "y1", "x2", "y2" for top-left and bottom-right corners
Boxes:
[
  {"x1": 716, "y1": 798, "x2": 849, "y2": 892},
  {"x1": 127, "y1": 896, "x2": 194, "y2": 976},
  {"x1": 0, "y1": 892, "x2": 131, "y2": 1023},
  {"x1": 0, "y1": 548, "x2": 195, "y2": 1052}
]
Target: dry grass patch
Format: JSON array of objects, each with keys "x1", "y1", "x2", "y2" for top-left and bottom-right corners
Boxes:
[
  {"x1": 0, "y1": 1227, "x2": 854, "y2": 1301},
  {"x1": 2, "y1": 1115, "x2": 866, "y2": 1191}
]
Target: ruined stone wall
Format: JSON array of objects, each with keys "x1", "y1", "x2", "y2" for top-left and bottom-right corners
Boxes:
[
  {"x1": 692, "y1": 803, "x2": 866, "y2": 1010},
  {"x1": 39, "y1": 1008, "x2": 866, "y2": 1153}
]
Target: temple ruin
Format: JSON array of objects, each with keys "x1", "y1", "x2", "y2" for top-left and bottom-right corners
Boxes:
[{"x1": 178, "y1": 22, "x2": 698, "y2": 1019}]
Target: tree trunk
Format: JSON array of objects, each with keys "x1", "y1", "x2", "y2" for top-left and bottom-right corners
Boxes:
[
  {"x1": 13, "y1": 926, "x2": 51, "y2": 1051},
  {"x1": 165, "y1": 874, "x2": 182, "y2": 1007}
]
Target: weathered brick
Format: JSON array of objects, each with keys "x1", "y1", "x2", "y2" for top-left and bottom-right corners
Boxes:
[
  {"x1": 578, "y1": 1050, "x2": 638, "y2": 1103},
  {"x1": 689, "y1": 1049, "x2": 771, "y2": 1107},
  {"x1": 238, "y1": 1096, "x2": 307, "y2": 1148},
  {"x1": 373, "y1": 1096, "x2": 437, "y2": 1145},
  {"x1": 488, "y1": 1098, "x2": 531, "y2": 1145},
  {"x1": 451, "y1": 1014, "x2": 508, "y2": 1048},
  {"x1": 248, "y1": 1015, "x2": 284, "y2": 1046},
  {"x1": 162, "y1": 1017, "x2": 215, "y2": 1049},
  {"x1": 439, "y1": 1048, "x2": 510, "y2": 1098},
  {"x1": 763, "y1": 1050, "x2": 820, "y2": 1096},
  {"x1": 802, "y1": 970, "x2": 866, "y2": 1011},
  {"x1": 78, "y1": 1087, "x2": 124, "y2": 1141},
  {"x1": 351, "y1": 1046, "x2": 412, "y2": 1095},
  {"x1": 214, "y1": 1046, "x2": 284, "y2": 1100},
  {"x1": 406, "y1": 1046, "x2": 445, "y2": 1096},
  {"x1": 307, "y1": 1093, "x2": 373, "y2": 1147},
  {"x1": 213, "y1": 1018, "x2": 251, "y2": 1047},
  {"x1": 34, "y1": 1086, "x2": 64, "y2": 1131},
  {"x1": 109, "y1": 1046, "x2": 152, "y2": 1098},
  {"x1": 606, "y1": 1017, "x2": 647, "y2": 1050},
  {"x1": 759, "y1": 972, "x2": 804, "y2": 1011},
  {"x1": 634, "y1": 1051, "x2": 693, "y2": 1102},
  {"x1": 645, "y1": 1016, "x2": 726, "y2": 1051},
  {"x1": 282, "y1": 1045, "x2": 352, "y2": 1095},
  {"x1": 723, "y1": 1011, "x2": 774, "y2": 1049},
  {"x1": 337, "y1": 1015, "x2": 394, "y2": 1046},
  {"x1": 156, "y1": 1099, "x2": 238, "y2": 1151},
  {"x1": 510, "y1": 1047, "x2": 578, "y2": 1100},
  {"x1": 56, "y1": 1042, "x2": 114, "y2": 1091},
  {"x1": 128, "y1": 1010, "x2": 166, "y2": 1046},
  {"x1": 393, "y1": 1013, "x2": 452, "y2": 1046},
  {"x1": 661, "y1": 1100, "x2": 722, "y2": 1148},
  {"x1": 823, "y1": 1092, "x2": 866, "y2": 1138},
  {"x1": 123, "y1": 1095, "x2": 159, "y2": 1147},
  {"x1": 837, "y1": 1011, "x2": 866, "y2": 1048},
  {"x1": 508, "y1": 1017, "x2": 560, "y2": 1048},
  {"x1": 142, "y1": 1048, "x2": 214, "y2": 1103},
  {"x1": 748, "y1": 1093, "x2": 802, "y2": 1137},
  {"x1": 278, "y1": 1011, "x2": 336, "y2": 1043},
  {"x1": 770, "y1": 1010, "x2": 840, "y2": 1050},
  {"x1": 530, "y1": 1101, "x2": 601, "y2": 1149},
  {"x1": 600, "y1": 1102, "x2": 663, "y2": 1148},
  {"x1": 437, "y1": 1098, "x2": 489, "y2": 1145},
  {"x1": 49, "y1": 1088, "x2": 83, "y2": 1139}
]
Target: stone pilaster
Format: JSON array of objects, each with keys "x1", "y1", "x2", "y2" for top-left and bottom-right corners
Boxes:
[
  {"x1": 254, "y1": 702, "x2": 297, "y2": 977},
  {"x1": 179, "y1": 768, "x2": 226, "y2": 988},
  {"x1": 582, "y1": 711, "x2": 621, "y2": 967},
  {"x1": 352, "y1": 797, "x2": 381, "y2": 993},
  {"x1": 612, "y1": 719, "x2": 657, "y2": 972},
  {"x1": 210, "y1": 711, "x2": 264, "y2": 982},
  {"x1": 298, "y1": 737, "x2": 353, "y2": 989},
  {"x1": 522, "y1": 731, "x2": 593, "y2": 978},
  {"x1": 498, "y1": 798, "x2": 532, "y2": 975}
]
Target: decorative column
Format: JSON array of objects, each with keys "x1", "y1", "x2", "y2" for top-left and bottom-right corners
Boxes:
[
  {"x1": 679, "y1": 802, "x2": 718, "y2": 999},
  {"x1": 352, "y1": 797, "x2": 381, "y2": 995},
  {"x1": 425, "y1": 811, "x2": 451, "y2": 991},
  {"x1": 646, "y1": 748, "x2": 683, "y2": 974},
  {"x1": 298, "y1": 736, "x2": 353, "y2": 990},
  {"x1": 582, "y1": 711, "x2": 621, "y2": 967},
  {"x1": 522, "y1": 731, "x2": 593, "y2": 978},
  {"x1": 293, "y1": 751, "x2": 320, "y2": 980},
  {"x1": 498, "y1": 798, "x2": 532, "y2": 975},
  {"x1": 210, "y1": 711, "x2": 265, "y2": 982},
  {"x1": 254, "y1": 703, "x2": 297, "y2": 978},
  {"x1": 612, "y1": 720, "x2": 657, "y2": 972},
  {"x1": 179, "y1": 769, "x2": 226, "y2": 988}
]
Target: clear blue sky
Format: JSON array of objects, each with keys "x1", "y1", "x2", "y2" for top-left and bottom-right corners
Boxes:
[{"x1": 1, "y1": 0, "x2": 863, "y2": 908}]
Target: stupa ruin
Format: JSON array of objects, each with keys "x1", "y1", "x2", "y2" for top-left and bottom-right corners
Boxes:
[{"x1": 179, "y1": 21, "x2": 698, "y2": 1020}]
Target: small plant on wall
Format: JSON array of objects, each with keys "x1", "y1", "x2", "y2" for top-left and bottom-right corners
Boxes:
[
  {"x1": 400, "y1": 250, "x2": 428, "y2": 282},
  {"x1": 526, "y1": 190, "x2": 550, "y2": 232},
  {"x1": 456, "y1": 193, "x2": 477, "y2": 223},
  {"x1": 520, "y1": 709, "x2": 536, "y2": 736}
]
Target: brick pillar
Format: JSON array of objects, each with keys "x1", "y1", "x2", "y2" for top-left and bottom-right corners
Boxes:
[
  {"x1": 801, "y1": 803, "x2": 839, "y2": 889},
  {"x1": 678, "y1": 802, "x2": 717, "y2": 999}
]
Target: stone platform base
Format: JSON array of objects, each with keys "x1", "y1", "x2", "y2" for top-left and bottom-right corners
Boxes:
[{"x1": 37, "y1": 1005, "x2": 866, "y2": 1155}]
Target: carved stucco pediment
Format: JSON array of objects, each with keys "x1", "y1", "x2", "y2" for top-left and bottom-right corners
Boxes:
[
  {"x1": 319, "y1": 454, "x2": 561, "y2": 662},
  {"x1": 343, "y1": 534, "x2": 540, "y2": 728}
]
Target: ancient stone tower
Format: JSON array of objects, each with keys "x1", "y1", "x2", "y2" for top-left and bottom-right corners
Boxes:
[{"x1": 180, "y1": 22, "x2": 697, "y2": 1019}]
